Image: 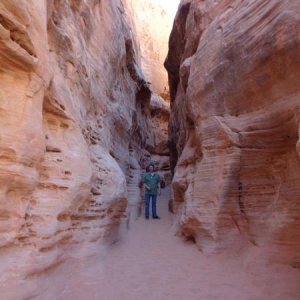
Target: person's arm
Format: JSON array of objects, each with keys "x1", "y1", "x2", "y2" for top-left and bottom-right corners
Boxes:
[
  {"x1": 157, "y1": 175, "x2": 161, "y2": 195},
  {"x1": 143, "y1": 174, "x2": 151, "y2": 191},
  {"x1": 158, "y1": 181, "x2": 161, "y2": 195}
]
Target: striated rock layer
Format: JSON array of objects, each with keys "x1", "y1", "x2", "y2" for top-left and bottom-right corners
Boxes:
[
  {"x1": 166, "y1": 0, "x2": 300, "y2": 265},
  {"x1": 0, "y1": 0, "x2": 169, "y2": 298}
]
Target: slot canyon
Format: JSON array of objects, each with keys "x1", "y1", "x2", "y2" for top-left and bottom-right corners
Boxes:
[{"x1": 0, "y1": 0, "x2": 300, "y2": 299}]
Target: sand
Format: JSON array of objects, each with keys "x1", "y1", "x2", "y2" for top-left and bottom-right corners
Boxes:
[{"x1": 58, "y1": 188, "x2": 300, "y2": 300}]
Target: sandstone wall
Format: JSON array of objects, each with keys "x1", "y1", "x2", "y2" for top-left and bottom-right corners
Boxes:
[
  {"x1": 127, "y1": 0, "x2": 179, "y2": 97},
  {"x1": 0, "y1": 0, "x2": 164, "y2": 298},
  {"x1": 166, "y1": 0, "x2": 300, "y2": 265}
]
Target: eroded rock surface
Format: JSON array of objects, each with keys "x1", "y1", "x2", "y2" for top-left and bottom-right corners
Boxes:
[
  {"x1": 0, "y1": 0, "x2": 169, "y2": 298},
  {"x1": 166, "y1": 0, "x2": 300, "y2": 265},
  {"x1": 128, "y1": 0, "x2": 179, "y2": 97}
]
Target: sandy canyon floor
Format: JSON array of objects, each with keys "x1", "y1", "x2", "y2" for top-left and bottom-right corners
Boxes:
[{"x1": 45, "y1": 188, "x2": 300, "y2": 300}]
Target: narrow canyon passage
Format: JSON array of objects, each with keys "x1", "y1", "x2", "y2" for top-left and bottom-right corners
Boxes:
[
  {"x1": 57, "y1": 188, "x2": 300, "y2": 300},
  {"x1": 1, "y1": 1, "x2": 300, "y2": 299}
]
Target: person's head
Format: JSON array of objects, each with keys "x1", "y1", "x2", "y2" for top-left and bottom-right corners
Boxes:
[{"x1": 148, "y1": 164, "x2": 154, "y2": 172}]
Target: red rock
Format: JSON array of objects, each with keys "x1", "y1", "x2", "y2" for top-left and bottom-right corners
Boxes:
[
  {"x1": 0, "y1": 0, "x2": 171, "y2": 298},
  {"x1": 166, "y1": 0, "x2": 300, "y2": 265}
]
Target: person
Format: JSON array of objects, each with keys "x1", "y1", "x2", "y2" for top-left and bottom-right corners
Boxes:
[{"x1": 143, "y1": 164, "x2": 161, "y2": 219}]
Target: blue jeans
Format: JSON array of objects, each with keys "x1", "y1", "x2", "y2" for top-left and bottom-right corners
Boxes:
[{"x1": 145, "y1": 194, "x2": 158, "y2": 218}]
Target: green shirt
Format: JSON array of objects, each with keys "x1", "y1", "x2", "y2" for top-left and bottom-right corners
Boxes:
[{"x1": 143, "y1": 172, "x2": 160, "y2": 195}]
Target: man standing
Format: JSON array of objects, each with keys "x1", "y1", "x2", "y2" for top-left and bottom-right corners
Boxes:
[{"x1": 143, "y1": 164, "x2": 161, "y2": 219}]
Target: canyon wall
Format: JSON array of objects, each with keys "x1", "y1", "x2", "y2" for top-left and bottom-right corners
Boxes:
[
  {"x1": 0, "y1": 0, "x2": 168, "y2": 298},
  {"x1": 166, "y1": 0, "x2": 300, "y2": 265},
  {"x1": 128, "y1": 0, "x2": 179, "y2": 97}
]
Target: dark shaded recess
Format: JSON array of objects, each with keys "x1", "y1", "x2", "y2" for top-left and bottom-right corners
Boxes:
[
  {"x1": 164, "y1": 2, "x2": 191, "y2": 104},
  {"x1": 291, "y1": 261, "x2": 300, "y2": 269},
  {"x1": 150, "y1": 107, "x2": 170, "y2": 120},
  {"x1": 185, "y1": 235, "x2": 196, "y2": 244},
  {"x1": 130, "y1": 111, "x2": 144, "y2": 147},
  {"x1": 136, "y1": 83, "x2": 151, "y2": 106},
  {"x1": 46, "y1": 146, "x2": 62, "y2": 153},
  {"x1": 125, "y1": 38, "x2": 151, "y2": 149},
  {"x1": 238, "y1": 181, "x2": 245, "y2": 215},
  {"x1": 125, "y1": 38, "x2": 151, "y2": 104},
  {"x1": 168, "y1": 139, "x2": 178, "y2": 175},
  {"x1": 186, "y1": 115, "x2": 195, "y2": 129},
  {"x1": 180, "y1": 62, "x2": 191, "y2": 93}
]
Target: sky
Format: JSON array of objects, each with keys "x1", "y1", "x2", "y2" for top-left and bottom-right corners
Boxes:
[{"x1": 157, "y1": 0, "x2": 180, "y2": 18}]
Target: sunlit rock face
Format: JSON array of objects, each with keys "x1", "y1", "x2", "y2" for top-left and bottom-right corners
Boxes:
[
  {"x1": 0, "y1": 0, "x2": 166, "y2": 298},
  {"x1": 166, "y1": 0, "x2": 300, "y2": 264},
  {"x1": 128, "y1": 0, "x2": 179, "y2": 97}
]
